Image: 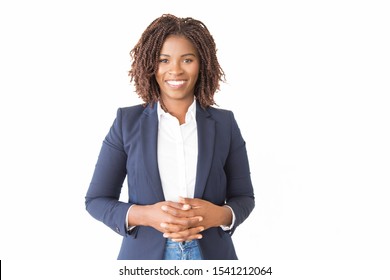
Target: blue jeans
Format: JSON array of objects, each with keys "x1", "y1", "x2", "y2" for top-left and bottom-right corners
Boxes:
[{"x1": 163, "y1": 239, "x2": 203, "y2": 260}]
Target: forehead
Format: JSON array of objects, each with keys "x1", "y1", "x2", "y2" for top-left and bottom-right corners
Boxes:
[{"x1": 160, "y1": 35, "x2": 198, "y2": 55}]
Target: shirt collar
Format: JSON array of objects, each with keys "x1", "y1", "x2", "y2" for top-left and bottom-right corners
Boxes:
[{"x1": 157, "y1": 98, "x2": 197, "y2": 123}]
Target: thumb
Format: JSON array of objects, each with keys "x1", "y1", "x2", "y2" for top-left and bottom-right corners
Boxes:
[
  {"x1": 179, "y1": 197, "x2": 202, "y2": 208},
  {"x1": 178, "y1": 196, "x2": 192, "y2": 210}
]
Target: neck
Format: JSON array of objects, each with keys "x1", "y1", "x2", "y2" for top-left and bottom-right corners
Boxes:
[{"x1": 160, "y1": 97, "x2": 194, "y2": 125}]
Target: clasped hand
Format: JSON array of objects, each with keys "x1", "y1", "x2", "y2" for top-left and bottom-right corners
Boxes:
[{"x1": 149, "y1": 197, "x2": 229, "y2": 242}]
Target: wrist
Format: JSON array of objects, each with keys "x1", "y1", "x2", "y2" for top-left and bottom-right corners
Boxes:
[
  {"x1": 219, "y1": 205, "x2": 233, "y2": 227},
  {"x1": 128, "y1": 205, "x2": 148, "y2": 227}
]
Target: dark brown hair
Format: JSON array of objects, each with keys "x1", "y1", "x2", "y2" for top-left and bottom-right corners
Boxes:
[{"x1": 128, "y1": 14, "x2": 225, "y2": 108}]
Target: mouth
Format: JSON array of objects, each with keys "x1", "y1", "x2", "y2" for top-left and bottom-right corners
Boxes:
[{"x1": 166, "y1": 80, "x2": 186, "y2": 88}]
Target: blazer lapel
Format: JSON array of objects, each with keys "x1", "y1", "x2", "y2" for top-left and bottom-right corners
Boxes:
[
  {"x1": 194, "y1": 103, "x2": 215, "y2": 198},
  {"x1": 140, "y1": 103, "x2": 165, "y2": 201}
]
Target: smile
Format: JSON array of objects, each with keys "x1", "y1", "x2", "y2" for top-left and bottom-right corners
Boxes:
[{"x1": 166, "y1": 80, "x2": 186, "y2": 87}]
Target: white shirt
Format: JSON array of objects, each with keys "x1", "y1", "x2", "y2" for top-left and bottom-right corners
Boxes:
[{"x1": 157, "y1": 100, "x2": 198, "y2": 202}]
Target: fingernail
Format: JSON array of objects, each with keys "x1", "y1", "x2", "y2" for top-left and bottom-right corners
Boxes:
[
  {"x1": 198, "y1": 217, "x2": 203, "y2": 222},
  {"x1": 161, "y1": 205, "x2": 168, "y2": 211},
  {"x1": 163, "y1": 233, "x2": 169, "y2": 238},
  {"x1": 197, "y1": 235, "x2": 203, "y2": 239},
  {"x1": 160, "y1": 223, "x2": 167, "y2": 228},
  {"x1": 199, "y1": 227, "x2": 204, "y2": 232},
  {"x1": 182, "y1": 204, "x2": 191, "y2": 210}
]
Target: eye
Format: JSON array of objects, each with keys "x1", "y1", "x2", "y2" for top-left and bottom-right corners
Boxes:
[
  {"x1": 183, "y1": 58, "x2": 193, "y2": 63},
  {"x1": 159, "y1": 59, "x2": 169, "y2": 63}
]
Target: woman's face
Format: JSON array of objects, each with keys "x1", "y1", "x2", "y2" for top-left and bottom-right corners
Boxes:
[{"x1": 156, "y1": 35, "x2": 200, "y2": 103}]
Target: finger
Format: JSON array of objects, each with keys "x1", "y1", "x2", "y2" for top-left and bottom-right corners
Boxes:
[
  {"x1": 163, "y1": 201, "x2": 187, "y2": 210},
  {"x1": 163, "y1": 226, "x2": 204, "y2": 240},
  {"x1": 161, "y1": 205, "x2": 197, "y2": 218},
  {"x1": 160, "y1": 214, "x2": 204, "y2": 233},
  {"x1": 171, "y1": 235, "x2": 203, "y2": 242},
  {"x1": 161, "y1": 214, "x2": 204, "y2": 231},
  {"x1": 160, "y1": 222, "x2": 188, "y2": 233},
  {"x1": 166, "y1": 232, "x2": 203, "y2": 241},
  {"x1": 180, "y1": 216, "x2": 203, "y2": 228},
  {"x1": 181, "y1": 204, "x2": 191, "y2": 210},
  {"x1": 179, "y1": 197, "x2": 202, "y2": 208},
  {"x1": 161, "y1": 205, "x2": 180, "y2": 217}
]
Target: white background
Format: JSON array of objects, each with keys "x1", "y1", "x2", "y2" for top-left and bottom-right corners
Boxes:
[{"x1": 1, "y1": 0, "x2": 389, "y2": 276}]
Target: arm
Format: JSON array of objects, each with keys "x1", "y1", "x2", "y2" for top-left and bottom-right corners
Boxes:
[
  {"x1": 224, "y1": 111, "x2": 255, "y2": 233},
  {"x1": 85, "y1": 108, "x2": 131, "y2": 236},
  {"x1": 86, "y1": 108, "x2": 204, "y2": 238}
]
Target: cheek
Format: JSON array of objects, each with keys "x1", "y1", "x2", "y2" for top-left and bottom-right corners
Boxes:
[
  {"x1": 155, "y1": 69, "x2": 165, "y2": 83},
  {"x1": 193, "y1": 71, "x2": 200, "y2": 82},
  {"x1": 189, "y1": 65, "x2": 200, "y2": 79},
  {"x1": 156, "y1": 68, "x2": 162, "y2": 78},
  {"x1": 194, "y1": 64, "x2": 200, "y2": 78},
  {"x1": 155, "y1": 74, "x2": 164, "y2": 89},
  {"x1": 156, "y1": 64, "x2": 167, "y2": 76}
]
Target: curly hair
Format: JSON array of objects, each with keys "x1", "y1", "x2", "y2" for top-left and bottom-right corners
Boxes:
[{"x1": 128, "y1": 14, "x2": 225, "y2": 108}]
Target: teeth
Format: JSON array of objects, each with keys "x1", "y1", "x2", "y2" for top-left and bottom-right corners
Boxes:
[{"x1": 167, "y1": 80, "x2": 185, "y2": 86}]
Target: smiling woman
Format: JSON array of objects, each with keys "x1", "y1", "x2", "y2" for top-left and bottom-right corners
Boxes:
[
  {"x1": 155, "y1": 35, "x2": 200, "y2": 124},
  {"x1": 85, "y1": 13, "x2": 255, "y2": 260}
]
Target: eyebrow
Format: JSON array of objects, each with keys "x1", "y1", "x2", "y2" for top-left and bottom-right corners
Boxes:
[{"x1": 159, "y1": 53, "x2": 197, "y2": 57}]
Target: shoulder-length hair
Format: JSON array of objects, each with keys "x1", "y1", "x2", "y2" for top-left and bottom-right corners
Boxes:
[{"x1": 128, "y1": 14, "x2": 225, "y2": 108}]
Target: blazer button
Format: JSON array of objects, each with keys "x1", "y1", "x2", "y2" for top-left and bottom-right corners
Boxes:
[{"x1": 115, "y1": 227, "x2": 120, "y2": 233}]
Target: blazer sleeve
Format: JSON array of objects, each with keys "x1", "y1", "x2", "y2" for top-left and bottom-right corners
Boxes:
[
  {"x1": 224, "y1": 111, "x2": 255, "y2": 234},
  {"x1": 85, "y1": 108, "x2": 132, "y2": 237}
]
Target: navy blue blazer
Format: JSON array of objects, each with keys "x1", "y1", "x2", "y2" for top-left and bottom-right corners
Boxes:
[{"x1": 85, "y1": 101, "x2": 255, "y2": 260}]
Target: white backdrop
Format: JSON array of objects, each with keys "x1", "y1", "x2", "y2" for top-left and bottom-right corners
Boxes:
[{"x1": 1, "y1": 0, "x2": 389, "y2": 266}]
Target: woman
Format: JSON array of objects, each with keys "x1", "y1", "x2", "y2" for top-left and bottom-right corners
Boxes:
[{"x1": 85, "y1": 14, "x2": 254, "y2": 260}]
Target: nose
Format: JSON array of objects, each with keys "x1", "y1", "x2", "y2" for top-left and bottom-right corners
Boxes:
[{"x1": 169, "y1": 62, "x2": 183, "y2": 75}]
